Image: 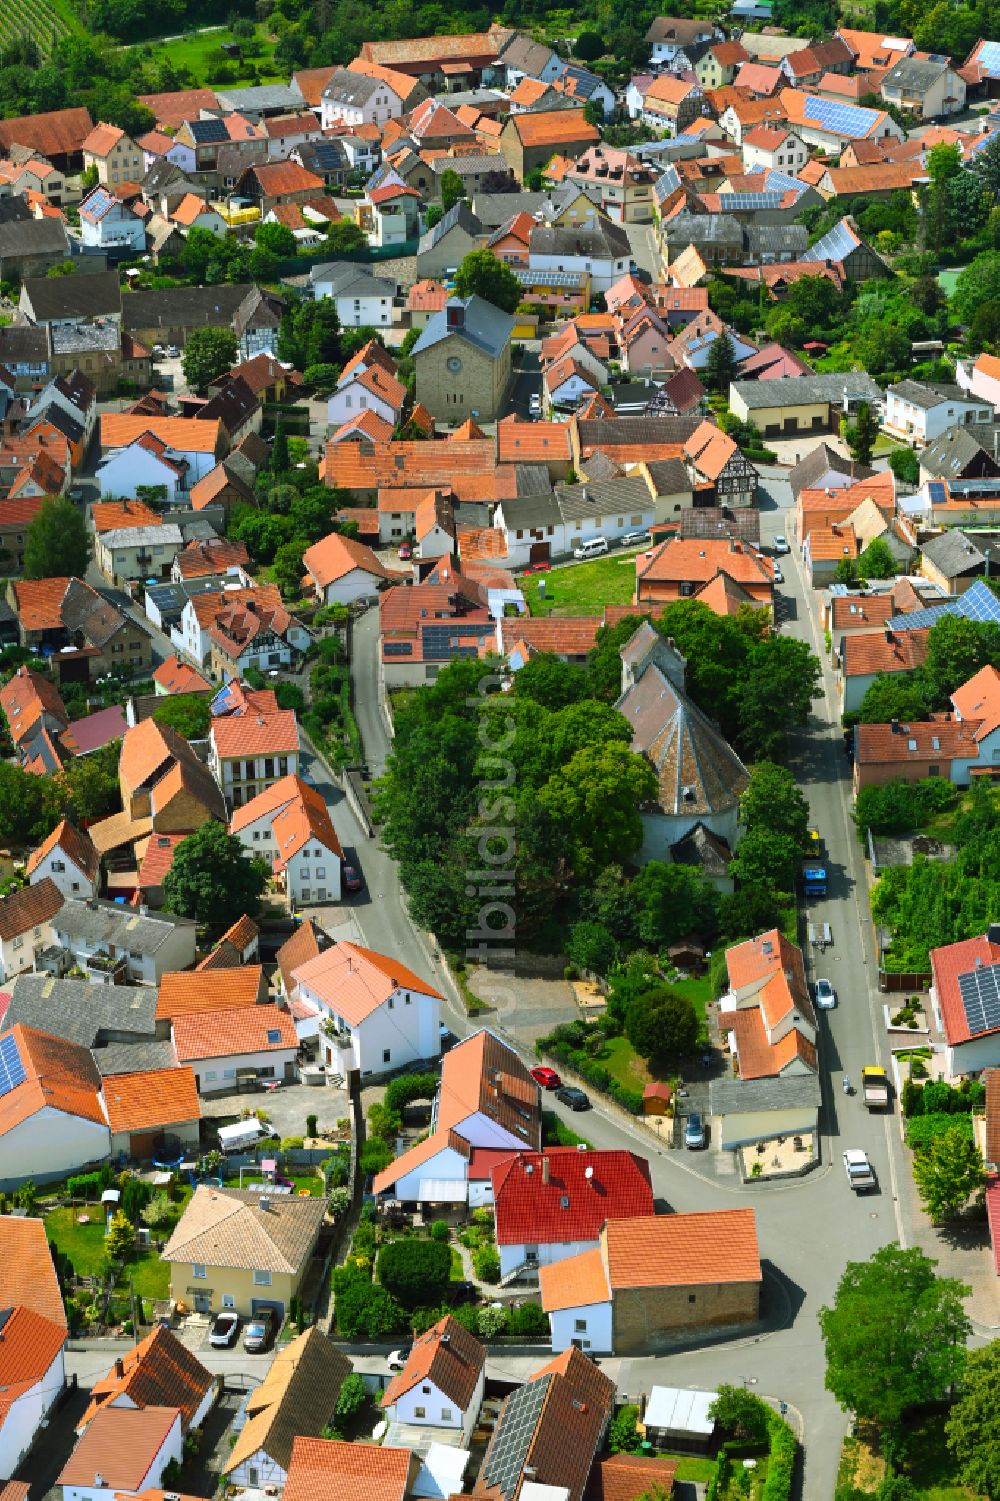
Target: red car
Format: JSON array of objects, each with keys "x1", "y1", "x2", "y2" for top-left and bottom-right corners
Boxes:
[
  {"x1": 531, "y1": 1066, "x2": 562, "y2": 1090},
  {"x1": 398, "y1": 543, "x2": 413, "y2": 561},
  {"x1": 521, "y1": 561, "x2": 551, "y2": 574}
]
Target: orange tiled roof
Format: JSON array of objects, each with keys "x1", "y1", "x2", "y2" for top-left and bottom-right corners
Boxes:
[
  {"x1": 842, "y1": 626, "x2": 930, "y2": 678},
  {"x1": 605, "y1": 1208, "x2": 761, "y2": 1287},
  {"x1": 26, "y1": 818, "x2": 98, "y2": 882},
  {"x1": 0, "y1": 878, "x2": 63, "y2": 942},
  {"x1": 509, "y1": 111, "x2": 600, "y2": 147},
  {"x1": 0, "y1": 1217, "x2": 66, "y2": 1327},
  {"x1": 381, "y1": 1314, "x2": 484, "y2": 1410},
  {"x1": 102, "y1": 1066, "x2": 200, "y2": 1135},
  {"x1": 10, "y1": 576, "x2": 69, "y2": 632},
  {"x1": 272, "y1": 784, "x2": 343, "y2": 869},
  {"x1": 155, "y1": 966, "x2": 264, "y2": 1022},
  {"x1": 79, "y1": 1325, "x2": 211, "y2": 1436},
  {"x1": 59, "y1": 1406, "x2": 180, "y2": 1490},
  {"x1": 302, "y1": 530, "x2": 396, "y2": 588},
  {"x1": 151, "y1": 656, "x2": 211, "y2": 694},
  {"x1": 210, "y1": 709, "x2": 299, "y2": 760},
  {"x1": 283, "y1": 1437, "x2": 413, "y2": 1501},
  {"x1": 0, "y1": 1024, "x2": 103, "y2": 1137},
  {"x1": 0, "y1": 1306, "x2": 67, "y2": 1417},
  {"x1": 538, "y1": 1246, "x2": 609, "y2": 1310},
  {"x1": 172, "y1": 1002, "x2": 297, "y2": 1063},
  {"x1": 100, "y1": 415, "x2": 221, "y2": 454},
  {"x1": 291, "y1": 941, "x2": 441, "y2": 1025}
]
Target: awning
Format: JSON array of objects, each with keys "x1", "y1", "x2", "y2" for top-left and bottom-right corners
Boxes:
[{"x1": 418, "y1": 1179, "x2": 467, "y2": 1202}]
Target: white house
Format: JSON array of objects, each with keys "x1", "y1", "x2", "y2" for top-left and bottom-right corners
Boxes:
[
  {"x1": 0, "y1": 1025, "x2": 111, "y2": 1189},
  {"x1": 310, "y1": 261, "x2": 397, "y2": 326},
  {"x1": 373, "y1": 1028, "x2": 542, "y2": 1207},
  {"x1": 51, "y1": 898, "x2": 197, "y2": 985},
  {"x1": 320, "y1": 69, "x2": 405, "y2": 130},
  {"x1": 492, "y1": 477, "x2": 656, "y2": 568},
  {"x1": 59, "y1": 1404, "x2": 183, "y2": 1501},
  {"x1": 230, "y1": 775, "x2": 343, "y2": 905},
  {"x1": 77, "y1": 1326, "x2": 214, "y2": 1438},
  {"x1": 647, "y1": 17, "x2": 720, "y2": 66},
  {"x1": 290, "y1": 941, "x2": 441, "y2": 1081},
  {"x1": 171, "y1": 192, "x2": 229, "y2": 237},
  {"x1": 301, "y1": 530, "x2": 396, "y2": 606},
  {"x1": 956, "y1": 351, "x2": 1000, "y2": 411},
  {"x1": 543, "y1": 356, "x2": 599, "y2": 413},
  {"x1": 930, "y1": 930, "x2": 1000, "y2": 1079},
  {"x1": 883, "y1": 380, "x2": 995, "y2": 447},
  {"x1": 381, "y1": 1316, "x2": 485, "y2": 1446},
  {"x1": 327, "y1": 362, "x2": 405, "y2": 429},
  {"x1": 174, "y1": 585, "x2": 311, "y2": 676},
  {"x1": 172, "y1": 1003, "x2": 300, "y2": 1093},
  {"x1": 98, "y1": 416, "x2": 221, "y2": 490},
  {"x1": 25, "y1": 820, "x2": 99, "y2": 901},
  {"x1": 528, "y1": 222, "x2": 633, "y2": 295},
  {"x1": 741, "y1": 123, "x2": 808, "y2": 174},
  {"x1": 492, "y1": 1148, "x2": 654, "y2": 1282},
  {"x1": 0, "y1": 1307, "x2": 65, "y2": 1477},
  {"x1": 27, "y1": 372, "x2": 97, "y2": 449},
  {"x1": 78, "y1": 186, "x2": 146, "y2": 253},
  {"x1": 209, "y1": 711, "x2": 301, "y2": 811},
  {"x1": 540, "y1": 1246, "x2": 613, "y2": 1354},
  {"x1": 0, "y1": 878, "x2": 64, "y2": 985},
  {"x1": 96, "y1": 440, "x2": 188, "y2": 504}
]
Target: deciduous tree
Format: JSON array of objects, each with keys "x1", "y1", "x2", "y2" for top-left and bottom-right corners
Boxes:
[
  {"x1": 23, "y1": 496, "x2": 91, "y2": 579},
  {"x1": 946, "y1": 1340, "x2": 1000, "y2": 1499},
  {"x1": 163, "y1": 822, "x2": 269, "y2": 926},
  {"x1": 181, "y1": 327, "x2": 238, "y2": 394},
  {"x1": 453, "y1": 248, "x2": 522, "y2": 315},
  {"x1": 912, "y1": 1124, "x2": 986, "y2": 1222},
  {"x1": 152, "y1": 695, "x2": 211, "y2": 740},
  {"x1": 625, "y1": 986, "x2": 700, "y2": 1067}
]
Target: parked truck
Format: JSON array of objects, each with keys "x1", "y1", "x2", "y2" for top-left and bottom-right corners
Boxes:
[
  {"x1": 801, "y1": 830, "x2": 827, "y2": 896},
  {"x1": 862, "y1": 1066, "x2": 890, "y2": 1110}
]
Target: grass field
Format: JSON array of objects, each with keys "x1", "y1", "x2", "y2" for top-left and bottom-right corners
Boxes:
[
  {"x1": 135, "y1": 24, "x2": 284, "y2": 87},
  {"x1": 0, "y1": 0, "x2": 74, "y2": 53},
  {"x1": 45, "y1": 1206, "x2": 170, "y2": 1299},
  {"x1": 520, "y1": 555, "x2": 641, "y2": 617},
  {"x1": 838, "y1": 1417, "x2": 970, "y2": 1501},
  {"x1": 587, "y1": 976, "x2": 712, "y2": 1090}
]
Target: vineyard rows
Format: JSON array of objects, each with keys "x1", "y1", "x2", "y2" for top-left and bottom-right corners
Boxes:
[{"x1": 0, "y1": 0, "x2": 72, "y2": 54}]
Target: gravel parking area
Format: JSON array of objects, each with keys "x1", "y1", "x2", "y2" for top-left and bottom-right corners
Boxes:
[{"x1": 197, "y1": 1079, "x2": 349, "y2": 1140}]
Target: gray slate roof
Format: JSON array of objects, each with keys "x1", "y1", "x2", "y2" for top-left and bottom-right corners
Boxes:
[
  {"x1": 918, "y1": 424, "x2": 1000, "y2": 478},
  {"x1": 309, "y1": 260, "x2": 397, "y2": 298},
  {"x1": 664, "y1": 212, "x2": 743, "y2": 247},
  {"x1": 731, "y1": 372, "x2": 881, "y2": 409},
  {"x1": 215, "y1": 84, "x2": 305, "y2": 113},
  {"x1": 430, "y1": 153, "x2": 503, "y2": 175},
  {"x1": 890, "y1": 380, "x2": 968, "y2": 410},
  {"x1": 94, "y1": 1040, "x2": 179, "y2": 1075},
  {"x1": 419, "y1": 200, "x2": 483, "y2": 253},
  {"x1": 709, "y1": 1072, "x2": 822, "y2": 1115},
  {"x1": 0, "y1": 217, "x2": 68, "y2": 260},
  {"x1": 320, "y1": 69, "x2": 384, "y2": 106},
  {"x1": 55, "y1": 898, "x2": 196, "y2": 956},
  {"x1": 529, "y1": 220, "x2": 632, "y2": 259},
  {"x1": 882, "y1": 55, "x2": 948, "y2": 91},
  {"x1": 6, "y1": 974, "x2": 159, "y2": 1047},
  {"x1": 472, "y1": 190, "x2": 545, "y2": 228},
  {"x1": 744, "y1": 223, "x2": 809, "y2": 260},
  {"x1": 555, "y1": 475, "x2": 653, "y2": 523},
  {"x1": 920, "y1": 529, "x2": 986, "y2": 578},
  {"x1": 788, "y1": 441, "x2": 874, "y2": 498},
  {"x1": 412, "y1": 294, "x2": 514, "y2": 360},
  {"x1": 21, "y1": 268, "x2": 121, "y2": 323}
]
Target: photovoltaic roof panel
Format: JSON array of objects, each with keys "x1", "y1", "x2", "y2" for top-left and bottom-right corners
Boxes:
[
  {"x1": 481, "y1": 1374, "x2": 551, "y2": 1501},
  {"x1": 928, "y1": 481, "x2": 947, "y2": 502},
  {"x1": 802, "y1": 95, "x2": 879, "y2": 136},
  {"x1": 958, "y1": 965, "x2": 1000, "y2": 1037},
  {"x1": 654, "y1": 165, "x2": 681, "y2": 201},
  {"x1": 724, "y1": 191, "x2": 784, "y2": 209},
  {"x1": 764, "y1": 170, "x2": 803, "y2": 194},
  {"x1": 0, "y1": 1034, "x2": 26, "y2": 1098},
  {"x1": 802, "y1": 218, "x2": 860, "y2": 264},
  {"x1": 189, "y1": 117, "x2": 229, "y2": 144},
  {"x1": 890, "y1": 580, "x2": 1000, "y2": 631},
  {"x1": 976, "y1": 40, "x2": 1000, "y2": 75}
]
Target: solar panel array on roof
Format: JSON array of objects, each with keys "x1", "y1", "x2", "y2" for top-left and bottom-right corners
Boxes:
[
  {"x1": 654, "y1": 165, "x2": 681, "y2": 202},
  {"x1": 802, "y1": 95, "x2": 879, "y2": 136},
  {"x1": 481, "y1": 1374, "x2": 551, "y2": 1501},
  {"x1": 928, "y1": 481, "x2": 947, "y2": 502},
  {"x1": 951, "y1": 478, "x2": 1000, "y2": 496},
  {"x1": 976, "y1": 40, "x2": 1000, "y2": 75},
  {"x1": 959, "y1": 965, "x2": 1000, "y2": 1037},
  {"x1": 890, "y1": 579, "x2": 1000, "y2": 631},
  {"x1": 82, "y1": 188, "x2": 115, "y2": 219},
  {"x1": 802, "y1": 218, "x2": 860, "y2": 263},
  {"x1": 0, "y1": 1034, "x2": 26, "y2": 1098},
  {"x1": 723, "y1": 191, "x2": 785, "y2": 210},
  {"x1": 189, "y1": 117, "x2": 229, "y2": 144},
  {"x1": 764, "y1": 170, "x2": 803, "y2": 194}
]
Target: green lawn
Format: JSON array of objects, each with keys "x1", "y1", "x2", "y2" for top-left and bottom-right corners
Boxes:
[
  {"x1": 584, "y1": 976, "x2": 711, "y2": 1091},
  {"x1": 45, "y1": 1208, "x2": 169, "y2": 1299},
  {"x1": 135, "y1": 26, "x2": 284, "y2": 88},
  {"x1": 668, "y1": 1454, "x2": 718, "y2": 1484},
  {"x1": 838, "y1": 1417, "x2": 971, "y2": 1501},
  {"x1": 284, "y1": 1171, "x2": 324, "y2": 1198},
  {"x1": 520, "y1": 555, "x2": 641, "y2": 617},
  {"x1": 449, "y1": 1247, "x2": 464, "y2": 1281}
]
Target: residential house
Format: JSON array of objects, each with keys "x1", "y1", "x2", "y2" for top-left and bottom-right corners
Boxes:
[
  {"x1": 101, "y1": 1067, "x2": 201, "y2": 1159},
  {"x1": 78, "y1": 186, "x2": 145, "y2": 254},
  {"x1": 154, "y1": 967, "x2": 267, "y2": 1033},
  {"x1": 709, "y1": 1071, "x2": 822, "y2": 1154},
  {"x1": 310, "y1": 260, "x2": 397, "y2": 328},
  {"x1": 493, "y1": 1148, "x2": 654, "y2": 1282},
  {"x1": 0, "y1": 880, "x2": 64, "y2": 984},
  {"x1": 930, "y1": 930, "x2": 1000, "y2": 1078},
  {"x1": 77, "y1": 1326, "x2": 213, "y2": 1437},
  {"x1": 957, "y1": 351, "x2": 1000, "y2": 410},
  {"x1": 381, "y1": 1315, "x2": 485, "y2": 1443},
  {"x1": 164, "y1": 1192, "x2": 329, "y2": 1318},
  {"x1": 209, "y1": 709, "x2": 300, "y2": 811},
  {"x1": 921, "y1": 530, "x2": 988, "y2": 595},
  {"x1": 412, "y1": 296, "x2": 514, "y2": 422},
  {"x1": 99, "y1": 415, "x2": 223, "y2": 492},
  {"x1": 416, "y1": 201, "x2": 484, "y2": 279},
  {"x1": 95, "y1": 523, "x2": 184, "y2": 586},
  {"x1": 919, "y1": 425, "x2": 1000, "y2": 485},
  {"x1": 176, "y1": 584, "x2": 311, "y2": 680},
  {"x1": 82, "y1": 122, "x2": 146, "y2": 186},
  {"x1": 301, "y1": 530, "x2": 397, "y2": 606},
  {"x1": 0, "y1": 1302, "x2": 66, "y2": 1477},
  {"x1": 0, "y1": 1215, "x2": 66, "y2": 1329},
  {"x1": 839, "y1": 625, "x2": 930, "y2": 714},
  {"x1": 683, "y1": 420, "x2": 758, "y2": 506},
  {"x1": 320, "y1": 69, "x2": 405, "y2": 130},
  {"x1": 0, "y1": 217, "x2": 70, "y2": 283},
  {"x1": 26, "y1": 820, "x2": 99, "y2": 900},
  {"x1": 695, "y1": 39, "x2": 751, "y2": 89},
  {"x1": 222, "y1": 1330, "x2": 351, "y2": 1490},
  {"x1": 719, "y1": 929, "x2": 817, "y2": 1087},
  {"x1": 499, "y1": 110, "x2": 601, "y2": 180},
  {"x1": 49, "y1": 898, "x2": 197, "y2": 985},
  {"x1": 884, "y1": 381, "x2": 995, "y2": 447},
  {"x1": 880, "y1": 55, "x2": 966, "y2": 118},
  {"x1": 0, "y1": 1024, "x2": 110, "y2": 1186},
  {"x1": 327, "y1": 354, "x2": 405, "y2": 431},
  {"x1": 172, "y1": 1005, "x2": 298, "y2": 1094},
  {"x1": 59, "y1": 1405, "x2": 182, "y2": 1501},
  {"x1": 742, "y1": 123, "x2": 808, "y2": 174},
  {"x1": 90, "y1": 716, "x2": 226, "y2": 864},
  {"x1": 230, "y1": 775, "x2": 343, "y2": 906},
  {"x1": 372, "y1": 1028, "x2": 541, "y2": 1207},
  {"x1": 0, "y1": 107, "x2": 94, "y2": 174},
  {"x1": 529, "y1": 220, "x2": 633, "y2": 294},
  {"x1": 563, "y1": 147, "x2": 657, "y2": 224},
  {"x1": 283, "y1": 1438, "x2": 416, "y2": 1501},
  {"x1": 0, "y1": 665, "x2": 69, "y2": 769},
  {"x1": 9, "y1": 575, "x2": 152, "y2": 681},
  {"x1": 614, "y1": 622, "x2": 749, "y2": 860},
  {"x1": 477, "y1": 1346, "x2": 615, "y2": 1501},
  {"x1": 639, "y1": 75, "x2": 705, "y2": 134},
  {"x1": 539, "y1": 1210, "x2": 762, "y2": 1355},
  {"x1": 729, "y1": 372, "x2": 882, "y2": 441},
  {"x1": 290, "y1": 941, "x2": 441, "y2": 1079},
  {"x1": 645, "y1": 16, "x2": 720, "y2": 66},
  {"x1": 233, "y1": 160, "x2": 325, "y2": 212},
  {"x1": 853, "y1": 662, "x2": 1000, "y2": 791},
  {"x1": 636, "y1": 536, "x2": 774, "y2": 606},
  {"x1": 96, "y1": 438, "x2": 190, "y2": 506}
]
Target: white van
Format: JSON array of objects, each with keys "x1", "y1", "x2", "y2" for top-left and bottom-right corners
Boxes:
[
  {"x1": 218, "y1": 1120, "x2": 270, "y2": 1155},
  {"x1": 574, "y1": 536, "x2": 609, "y2": 560}
]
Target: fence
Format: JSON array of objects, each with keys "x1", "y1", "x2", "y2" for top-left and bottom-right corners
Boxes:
[{"x1": 878, "y1": 969, "x2": 932, "y2": 993}]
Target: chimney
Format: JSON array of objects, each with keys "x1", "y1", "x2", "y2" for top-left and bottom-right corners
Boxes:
[
  {"x1": 585, "y1": 1165, "x2": 594, "y2": 1182},
  {"x1": 114, "y1": 1358, "x2": 124, "y2": 1379},
  {"x1": 885, "y1": 627, "x2": 894, "y2": 644},
  {"x1": 542, "y1": 1156, "x2": 550, "y2": 1184}
]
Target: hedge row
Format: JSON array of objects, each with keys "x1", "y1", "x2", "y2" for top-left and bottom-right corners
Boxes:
[
  {"x1": 904, "y1": 1111, "x2": 975, "y2": 1152},
  {"x1": 541, "y1": 1041, "x2": 643, "y2": 1115},
  {"x1": 762, "y1": 1414, "x2": 797, "y2": 1501}
]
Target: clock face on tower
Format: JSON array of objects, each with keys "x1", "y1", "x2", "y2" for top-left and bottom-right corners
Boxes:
[{"x1": 447, "y1": 355, "x2": 463, "y2": 372}]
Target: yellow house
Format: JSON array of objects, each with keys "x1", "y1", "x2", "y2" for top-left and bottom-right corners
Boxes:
[
  {"x1": 162, "y1": 1185, "x2": 328, "y2": 1319},
  {"x1": 728, "y1": 374, "x2": 882, "y2": 442}
]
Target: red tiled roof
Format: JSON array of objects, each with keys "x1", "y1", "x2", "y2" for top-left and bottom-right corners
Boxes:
[
  {"x1": 102, "y1": 1067, "x2": 200, "y2": 1135},
  {"x1": 0, "y1": 1306, "x2": 67, "y2": 1419},
  {"x1": 930, "y1": 935, "x2": 1000, "y2": 1046},
  {"x1": 0, "y1": 1217, "x2": 66, "y2": 1328},
  {"x1": 589, "y1": 1454, "x2": 678, "y2": 1501},
  {"x1": 855, "y1": 717, "x2": 979, "y2": 766},
  {"x1": 211, "y1": 710, "x2": 299, "y2": 760},
  {"x1": 382, "y1": 1314, "x2": 484, "y2": 1409},
  {"x1": 155, "y1": 967, "x2": 264, "y2": 1022},
  {"x1": 0, "y1": 1023, "x2": 102, "y2": 1137},
  {"x1": 0, "y1": 107, "x2": 93, "y2": 159},
  {"x1": 0, "y1": 879, "x2": 63, "y2": 942},
  {"x1": 59, "y1": 1406, "x2": 180, "y2": 1490},
  {"x1": 842, "y1": 627, "x2": 930, "y2": 679},
  {"x1": 492, "y1": 1149, "x2": 654, "y2": 1247},
  {"x1": 172, "y1": 1003, "x2": 298, "y2": 1063},
  {"x1": 152, "y1": 656, "x2": 211, "y2": 694},
  {"x1": 284, "y1": 1438, "x2": 413, "y2": 1501},
  {"x1": 291, "y1": 942, "x2": 441, "y2": 1025},
  {"x1": 605, "y1": 1208, "x2": 761, "y2": 1287}
]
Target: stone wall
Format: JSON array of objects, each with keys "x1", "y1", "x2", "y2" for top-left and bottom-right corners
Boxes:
[{"x1": 612, "y1": 1278, "x2": 760, "y2": 1354}]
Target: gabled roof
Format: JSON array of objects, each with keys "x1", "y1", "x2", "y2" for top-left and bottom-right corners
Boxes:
[
  {"x1": 79, "y1": 1325, "x2": 212, "y2": 1435},
  {"x1": 0, "y1": 1216, "x2": 66, "y2": 1327},
  {"x1": 26, "y1": 819, "x2": 98, "y2": 882},
  {"x1": 102, "y1": 1066, "x2": 200, "y2": 1136},
  {"x1": 930, "y1": 934, "x2": 1000, "y2": 1045},
  {"x1": 155, "y1": 966, "x2": 264, "y2": 1023},
  {"x1": 0, "y1": 1023, "x2": 104, "y2": 1138},
  {"x1": 382, "y1": 1314, "x2": 485, "y2": 1410},
  {"x1": 303, "y1": 530, "x2": 397, "y2": 588},
  {"x1": 59, "y1": 1406, "x2": 179, "y2": 1490},
  {"x1": 0, "y1": 1306, "x2": 67, "y2": 1418},
  {"x1": 284, "y1": 1437, "x2": 414, "y2": 1501},
  {"x1": 172, "y1": 1003, "x2": 297, "y2": 1063},
  {"x1": 292, "y1": 941, "x2": 441, "y2": 1025},
  {"x1": 539, "y1": 1246, "x2": 610, "y2": 1311},
  {"x1": 493, "y1": 1148, "x2": 653, "y2": 1248},
  {"x1": 0, "y1": 878, "x2": 64, "y2": 942},
  {"x1": 223, "y1": 1329, "x2": 351, "y2": 1475},
  {"x1": 604, "y1": 1208, "x2": 761, "y2": 1287}
]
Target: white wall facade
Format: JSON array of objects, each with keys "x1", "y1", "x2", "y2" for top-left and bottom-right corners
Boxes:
[
  {"x1": 313, "y1": 564, "x2": 383, "y2": 607},
  {"x1": 228, "y1": 1444, "x2": 286, "y2": 1492},
  {"x1": 548, "y1": 1299, "x2": 613, "y2": 1354},
  {"x1": 298, "y1": 980, "x2": 441, "y2": 1079},
  {"x1": 29, "y1": 851, "x2": 97, "y2": 900},
  {"x1": 0, "y1": 1106, "x2": 110, "y2": 1188},
  {"x1": 528, "y1": 249, "x2": 633, "y2": 295},
  {"x1": 52, "y1": 918, "x2": 195, "y2": 983},
  {"x1": 285, "y1": 840, "x2": 342, "y2": 904},
  {"x1": 714, "y1": 1103, "x2": 818, "y2": 1150},
  {"x1": 97, "y1": 445, "x2": 184, "y2": 503},
  {"x1": 884, "y1": 390, "x2": 994, "y2": 446},
  {"x1": 498, "y1": 1236, "x2": 599, "y2": 1280},
  {"x1": 0, "y1": 1346, "x2": 65, "y2": 1476},
  {"x1": 389, "y1": 1365, "x2": 484, "y2": 1446},
  {"x1": 186, "y1": 1046, "x2": 299, "y2": 1094},
  {"x1": 0, "y1": 920, "x2": 58, "y2": 984},
  {"x1": 393, "y1": 1144, "x2": 468, "y2": 1202},
  {"x1": 637, "y1": 805, "x2": 740, "y2": 866},
  {"x1": 327, "y1": 380, "x2": 398, "y2": 428}
]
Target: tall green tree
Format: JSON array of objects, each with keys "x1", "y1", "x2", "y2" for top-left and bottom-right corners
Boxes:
[
  {"x1": 912, "y1": 1125, "x2": 985, "y2": 1222},
  {"x1": 255, "y1": 220, "x2": 296, "y2": 257},
  {"x1": 23, "y1": 496, "x2": 91, "y2": 580},
  {"x1": 859, "y1": 536, "x2": 898, "y2": 580},
  {"x1": 440, "y1": 168, "x2": 465, "y2": 213},
  {"x1": 453, "y1": 249, "x2": 522, "y2": 315},
  {"x1": 845, "y1": 401, "x2": 879, "y2": 466},
  {"x1": 728, "y1": 827, "x2": 801, "y2": 895},
  {"x1": 739, "y1": 762, "x2": 809, "y2": 845},
  {"x1": 625, "y1": 986, "x2": 700, "y2": 1067},
  {"x1": 0, "y1": 762, "x2": 61, "y2": 845},
  {"x1": 946, "y1": 1341, "x2": 1000, "y2": 1499},
  {"x1": 162, "y1": 822, "x2": 269, "y2": 926},
  {"x1": 818, "y1": 1244, "x2": 970, "y2": 1437},
  {"x1": 705, "y1": 329, "x2": 736, "y2": 393},
  {"x1": 181, "y1": 327, "x2": 238, "y2": 394},
  {"x1": 924, "y1": 614, "x2": 1000, "y2": 705},
  {"x1": 535, "y1": 741, "x2": 657, "y2": 880}
]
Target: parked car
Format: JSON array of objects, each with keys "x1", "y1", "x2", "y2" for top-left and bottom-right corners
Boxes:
[
  {"x1": 521, "y1": 561, "x2": 551, "y2": 573},
  {"x1": 398, "y1": 542, "x2": 412, "y2": 561},
  {"x1": 774, "y1": 535, "x2": 790, "y2": 554},
  {"x1": 620, "y1": 530, "x2": 651, "y2": 548},
  {"x1": 531, "y1": 1065, "x2": 562, "y2": 1090},
  {"x1": 343, "y1": 864, "x2": 363, "y2": 892},
  {"x1": 815, "y1": 978, "x2": 836, "y2": 1010},
  {"x1": 166, "y1": 344, "x2": 179, "y2": 358},
  {"x1": 529, "y1": 393, "x2": 542, "y2": 416},
  {"x1": 387, "y1": 1347, "x2": 411, "y2": 1371},
  {"x1": 209, "y1": 1312, "x2": 239, "y2": 1348},
  {"x1": 243, "y1": 1308, "x2": 276, "y2": 1352},
  {"x1": 773, "y1": 564, "x2": 784, "y2": 584},
  {"x1": 555, "y1": 1084, "x2": 590, "y2": 1111},
  {"x1": 684, "y1": 1112, "x2": 706, "y2": 1149}
]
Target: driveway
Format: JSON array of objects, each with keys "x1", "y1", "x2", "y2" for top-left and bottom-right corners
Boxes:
[{"x1": 14, "y1": 1383, "x2": 91, "y2": 1501}]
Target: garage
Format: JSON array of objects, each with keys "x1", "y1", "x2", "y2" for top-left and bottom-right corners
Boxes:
[{"x1": 251, "y1": 1297, "x2": 285, "y2": 1319}]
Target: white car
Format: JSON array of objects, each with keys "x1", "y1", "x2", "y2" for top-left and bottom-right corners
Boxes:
[
  {"x1": 388, "y1": 1348, "x2": 410, "y2": 1371},
  {"x1": 815, "y1": 978, "x2": 836, "y2": 1009},
  {"x1": 529, "y1": 393, "x2": 542, "y2": 416},
  {"x1": 773, "y1": 564, "x2": 784, "y2": 584},
  {"x1": 166, "y1": 344, "x2": 179, "y2": 358},
  {"x1": 774, "y1": 535, "x2": 790, "y2": 554},
  {"x1": 843, "y1": 1149, "x2": 876, "y2": 1192}
]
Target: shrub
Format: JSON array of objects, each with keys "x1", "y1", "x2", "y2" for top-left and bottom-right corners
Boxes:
[
  {"x1": 68, "y1": 1171, "x2": 103, "y2": 1200},
  {"x1": 336, "y1": 1281, "x2": 404, "y2": 1340},
  {"x1": 473, "y1": 1244, "x2": 500, "y2": 1283},
  {"x1": 335, "y1": 1371, "x2": 369, "y2": 1422},
  {"x1": 477, "y1": 1303, "x2": 508, "y2": 1338},
  {"x1": 281, "y1": 1136, "x2": 304, "y2": 1149},
  {"x1": 384, "y1": 1072, "x2": 438, "y2": 1115},
  {"x1": 608, "y1": 1404, "x2": 642, "y2": 1454},
  {"x1": 761, "y1": 1414, "x2": 797, "y2": 1501},
  {"x1": 328, "y1": 1186, "x2": 350, "y2": 1216},
  {"x1": 470, "y1": 1207, "x2": 495, "y2": 1227},
  {"x1": 905, "y1": 1112, "x2": 974, "y2": 1151},
  {"x1": 142, "y1": 1191, "x2": 174, "y2": 1229},
  {"x1": 377, "y1": 1238, "x2": 451, "y2": 1308},
  {"x1": 901, "y1": 1078, "x2": 924, "y2": 1118},
  {"x1": 507, "y1": 1300, "x2": 549, "y2": 1336},
  {"x1": 323, "y1": 1152, "x2": 349, "y2": 1188},
  {"x1": 306, "y1": 1114, "x2": 318, "y2": 1138},
  {"x1": 430, "y1": 1220, "x2": 450, "y2": 1242},
  {"x1": 360, "y1": 1138, "x2": 394, "y2": 1175}
]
